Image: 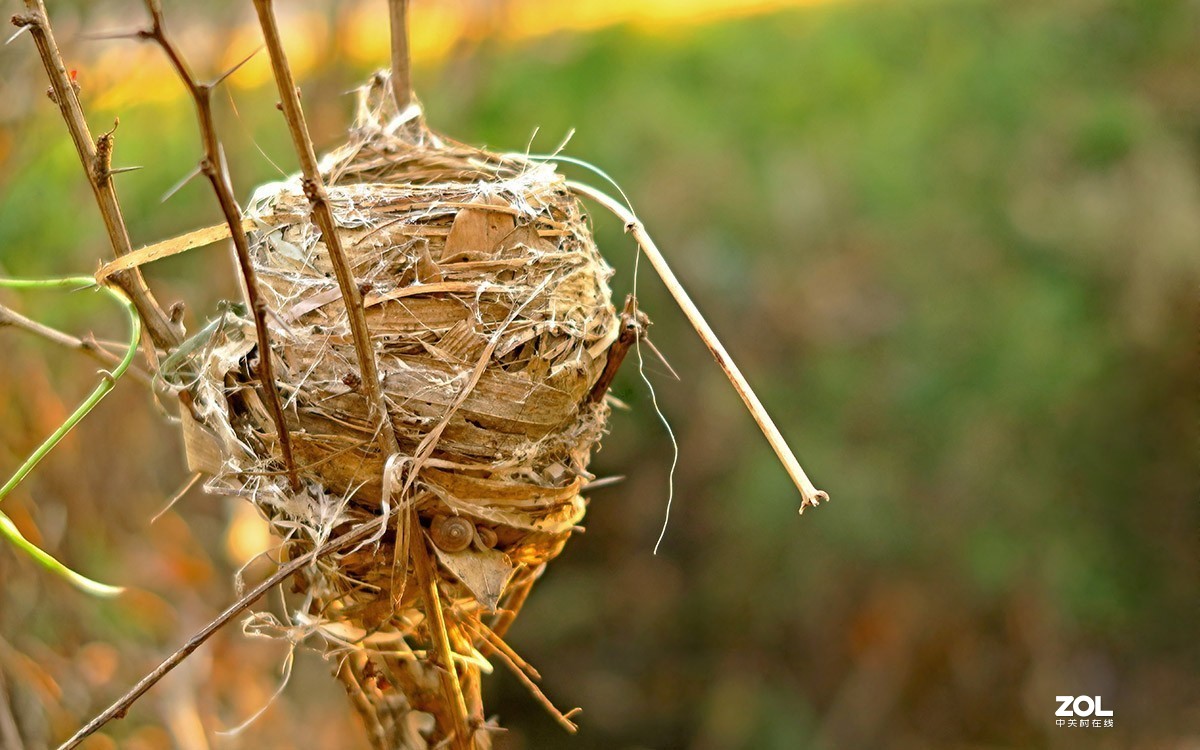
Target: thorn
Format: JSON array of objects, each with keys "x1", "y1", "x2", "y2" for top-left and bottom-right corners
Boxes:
[
  {"x1": 80, "y1": 28, "x2": 148, "y2": 42},
  {"x1": 581, "y1": 475, "x2": 625, "y2": 492},
  {"x1": 161, "y1": 164, "x2": 201, "y2": 203},
  {"x1": 94, "y1": 119, "x2": 119, "y2": 184},
  {"x1": 107, "y1": 166, "x2": 144, "y2": 176},
  {"x1": 642, "y1": 336, "x2": 679, "y2": 381},
  {"x1": 209, "y1": 44, "x2": 262, "y2": 88},
  {"x1": 5, "y1": 22, "x2": 32, "y2": 46}
]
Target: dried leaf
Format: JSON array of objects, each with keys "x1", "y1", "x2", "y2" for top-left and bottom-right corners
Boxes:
[{"x1": 432, "y1": 544, "x2": 515, "y2": 611}]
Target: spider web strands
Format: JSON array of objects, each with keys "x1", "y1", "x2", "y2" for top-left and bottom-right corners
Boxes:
[{"x1": 566, "y1": 181, "x2": 829, "y2": 513}]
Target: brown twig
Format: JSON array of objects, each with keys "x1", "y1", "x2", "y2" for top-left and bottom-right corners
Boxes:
[
  {"x1": 0, "y1": 302, "x2": 151, "y2": 386},
  {"x1": 589, "y1": 294, "x2": 647, "y2": 403},
  {"x1": 11, "y1": 1, "x2": 179, "y2": 351},
  {"x1": 135, "y1": 0, "x2": 299, "y2": 489},
  {"x1": 252, "y1": 0, "x2": 401, "y2": 457},
  {"x1": 388, "y1": 0, "x2": 412, "y2": 111},
  {"x1": 56, "y1": 517, "x2": 385, "y2": 750},
  {"x1": 568, "y1": 181, "x2": 829, "y2": 512}
]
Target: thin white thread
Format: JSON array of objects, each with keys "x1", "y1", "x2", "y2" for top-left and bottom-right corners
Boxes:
[
  {"x1": 539, "y1": 153, "x2": 681, "y2": 553},
  {"x1": 633, "y1": 236, "x2": 680, "y2": 555},
  {"x1": 215, "y1": 642, "x2": 295, "y2": 735}
]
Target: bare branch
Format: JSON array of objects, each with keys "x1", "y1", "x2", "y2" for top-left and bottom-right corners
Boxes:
[
  {"x1": 11, "y1": 1, "x2": 180, "y2": 350},
  {"x1": 0, "y1": 302, "x2": 151, "y2": 386},
  {"x1": 486, "y1": 565, "x2": 539, "y2": 643},
  {"x1": 56, "y1": 517, "x2": 385, "y2": 750},
  {"x1": 135, "y1": 0, "x2": 299, "y2": 489},
  {"x1": 568, "y1": 181, "x2": 829, "y2": 512},
  {"x1": 588, "y1": 294, "x2": 647, "y2": 403},
  {"x1": 388, "y1": 0, "x2": 412, "y2": 111},
  {"x1": 251, "y1": 0, "x2": 401, "y2": 456}
]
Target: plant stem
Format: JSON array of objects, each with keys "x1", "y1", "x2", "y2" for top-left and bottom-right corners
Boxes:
[
  {"x1": 12, "y1": 1, "x2": 180, "y2": 350},
  {"x1": 0, "y1": 276, "x2": 139, "y2": 597},
  {"x1": 0, "y1": 302, "x2": 150, "y2": 386},
  {"x1": 410, "y1": 521, "x2": 472, "y2": 749},
  {"x1": 137, "y1": 0, "x2": 299, "y2": 489},
  {"x1": 388, "y1": 0, "x2": 412, "y2": 111},
  {"x1": 252, "y1": 0, "x2": 401, "y2": 457},
  {"x1": 0, "y1": 278, "x2": 139, "y2": 503}
]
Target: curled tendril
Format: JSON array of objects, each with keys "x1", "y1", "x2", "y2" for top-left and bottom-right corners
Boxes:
[{"x1": 0, "y1": 275, "x2": 140, "y2": 596}]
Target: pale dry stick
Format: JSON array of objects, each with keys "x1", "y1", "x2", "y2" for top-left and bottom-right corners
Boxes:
[
  {"x1": 57, "y1": 517, "x2": 386, "y2": 750},
  {"x1": 0, "y1": 302, "x2": 152, "y2": 386},
  {"x1": 463, "y1": 617, "x2": 540, "y2": 681},
  {"x1": 333, "y1": 656, "x2": 388, "y2": 750},
  {"x1": 410, "y1": 524, "x2": 473, "y2": 750},
  {"x1": 252, "y1": 0, "x2": 401, "y2": 457},
  {"x1": 388, "y1": 0, "x2": 413, "y2": 111},
  {"x1": 149, "y1": 471, "x2": 202, "y2": 524},
  {"x1": 568, "y1": 182, "x2": 829, "y2": 511},
  {"x1": 480, "y1": 626, "x2": 579, "y2": 734},
  {"x1": 11, "y1": 1, "x2": 180, "y2": 350},
  {"x1": 135, "y1": 0, "x2": 299, "y2": 490}
]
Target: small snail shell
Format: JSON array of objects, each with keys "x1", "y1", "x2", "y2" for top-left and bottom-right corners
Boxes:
[
  {"x1": 475, "y1": 526, "x2": 498, "y2": 549},
  {"x1": 431, "y1": 515, "x2": 474, "y2": 553}
]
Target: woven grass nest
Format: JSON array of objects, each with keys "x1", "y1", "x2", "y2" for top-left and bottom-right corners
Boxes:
[{"x1": 182, "y1": 73, "x2": 624, "y2": 747}]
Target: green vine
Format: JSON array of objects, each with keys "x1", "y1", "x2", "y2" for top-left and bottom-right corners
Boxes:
[{"x1": 0, "y1": 276, "x2": 141, "y2": 597}]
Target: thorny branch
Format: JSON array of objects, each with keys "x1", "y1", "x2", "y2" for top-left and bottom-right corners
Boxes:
[
  {"x1": 251, "y1": 0, "x2": 401, "y2": 458},
  {"x1": 57, "y1": 517, "x2": 386, "y2": 750},
  {"x1": 11, "y1": 0, "x2": 180, "y2": 351},
  {"x1": 134, "y1": 0, "x2": 299, "y2": 489}
]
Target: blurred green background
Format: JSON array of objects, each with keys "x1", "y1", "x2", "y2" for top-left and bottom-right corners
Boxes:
[{"x1": 0, "y1": 0, "x2": 1196, "y2": 748}]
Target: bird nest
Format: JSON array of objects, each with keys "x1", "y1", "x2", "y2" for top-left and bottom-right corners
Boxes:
[{"x1": 178, "y1": 74, "x2": 623, "y2": 747}]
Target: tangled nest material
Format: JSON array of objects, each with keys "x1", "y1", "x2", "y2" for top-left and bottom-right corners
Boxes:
[{"x1": 178, "y1": 72, "x2": 625, "y2": 747}]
